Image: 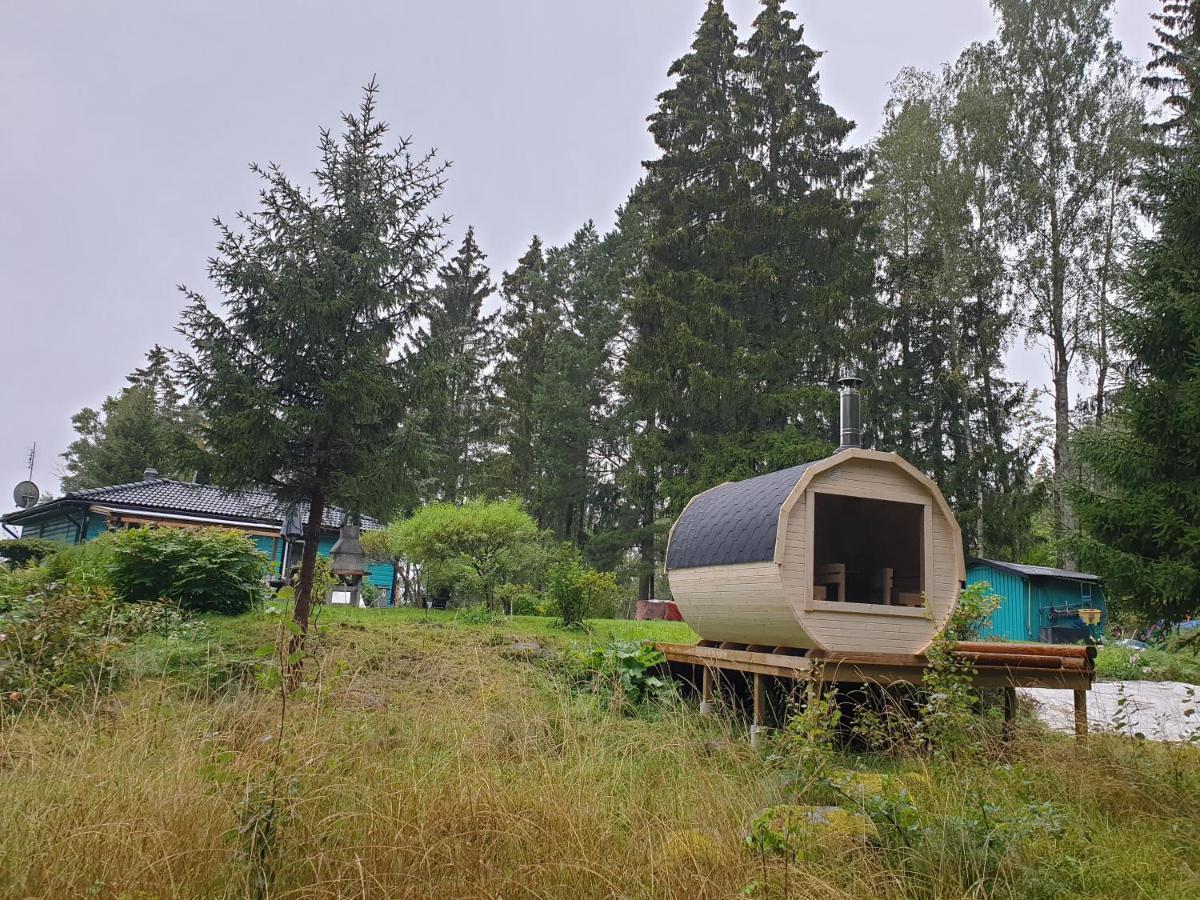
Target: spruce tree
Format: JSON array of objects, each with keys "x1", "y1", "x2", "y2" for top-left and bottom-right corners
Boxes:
[
  {"x1": 61, "y1": 345, "x2": 203, "y2": 491},
  {"x1": 411, "y1": 227, "x2": 497, "y2": 503},
  {"x1": 623, "y1": 0, "x2": 867, "y2": 597},
  {"x1": 178, "y1": 82, "x2": 446, "y2": 644},
  {"x1": 623, "y1": 0, "x2": 744, "y2": 599},
  {"x1": 738, "y1": 0, "x2": 872, "y2": 429},
  {"x1": 491, "y1": 237, "x2": 559, "y2": 508},
  {"x1": 1072, "y1": 1, "x2": 1200, "y2": 620}
]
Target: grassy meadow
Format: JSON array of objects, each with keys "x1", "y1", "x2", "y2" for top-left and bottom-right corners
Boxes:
[{"x1": 2, "y1": 607, "x2": 1200, "y2": 898}]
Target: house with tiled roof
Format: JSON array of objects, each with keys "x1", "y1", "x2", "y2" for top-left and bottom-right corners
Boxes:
[{"x1": 1, "y1": 468, "x2": 396, "y2": 604}]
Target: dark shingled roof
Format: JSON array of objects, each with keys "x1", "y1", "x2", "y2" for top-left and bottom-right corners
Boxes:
[
  {"x1": 4, "y1": 478, "x2": 379, "y2": 531},
  {"x1": 667, "y1": 460, "x2": 825, "y2": 570},
  {"x1": 970, "y1": 558, "x2": 1101, "y2": 583}
]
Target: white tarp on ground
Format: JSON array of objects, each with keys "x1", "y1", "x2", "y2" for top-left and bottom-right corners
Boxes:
[{"x1": 1021, "y1": 680, "x2": 1199, "y2": 742}]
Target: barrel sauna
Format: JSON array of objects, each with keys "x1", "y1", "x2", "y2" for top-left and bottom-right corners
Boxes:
[{"x1": 666, "y1": 398, "x2": 965, "y2": 655}]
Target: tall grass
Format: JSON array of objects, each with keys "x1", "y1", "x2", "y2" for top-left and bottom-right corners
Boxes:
[{"x1": 1, "y1": 610, "x2": 1199, "y2": 898}]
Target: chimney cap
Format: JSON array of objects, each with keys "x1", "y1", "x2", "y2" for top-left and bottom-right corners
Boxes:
[
  {"x1": 836, "y1": 374, "x2": 863, "y2": 390},
  {"x1": 143, "y1": 467, "x2": 160, "y2": 481}
]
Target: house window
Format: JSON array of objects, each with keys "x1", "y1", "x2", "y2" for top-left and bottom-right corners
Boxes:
[
  {"x1": 1081, "y1": 582, "x2": 1092, "y2": 601},
  {"x1": 812, "y1": 493, "x2": 925, "y2": 608}
]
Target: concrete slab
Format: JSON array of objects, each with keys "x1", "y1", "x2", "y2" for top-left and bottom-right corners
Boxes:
[{"x1": 1021, "y1": 680, "x2": 1200, "y2": 742}]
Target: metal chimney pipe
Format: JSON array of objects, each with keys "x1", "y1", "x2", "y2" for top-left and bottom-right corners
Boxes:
[{"x1": 837, "y1": 375, "x2": 863, "y2": 450}]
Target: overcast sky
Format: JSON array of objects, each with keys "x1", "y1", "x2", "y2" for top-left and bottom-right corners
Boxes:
[{"x1": 0, "y1": 0, "x2": 1160, "y2": 502}]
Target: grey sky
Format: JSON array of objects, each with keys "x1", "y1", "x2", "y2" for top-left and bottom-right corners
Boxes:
[{"x1": 0, "y1": 0, "x2": 1159, "y2": 500}]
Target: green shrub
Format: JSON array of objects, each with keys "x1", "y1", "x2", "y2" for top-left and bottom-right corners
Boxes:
[
  {"x1": 573, "y1": 640, "x2": 673, "y2": 710},
  {"x1": 0, "y1": 538, "x2": 63, "y2": 569},
  {"x1": 104, "y1": 527, "x2": 269, "y2": 614},
  {"x1": 496, "y1": 583, "x2": 555, "y2": 617},
  {"x1": 548, "y1": 561, "x2": 623, "y2": 626},
  {"x1": 0, "y1": 577, "x2": 199, "y2": 706},
  {"x1": 948, "y1": 581, "x2": 1002, "y2": 641}
]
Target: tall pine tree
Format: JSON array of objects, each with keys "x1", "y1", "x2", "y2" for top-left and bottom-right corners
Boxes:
[
  {"x1": 1071, "y1": 1, "x2": 1200, "y2": 620},
  {"x1": 623, "y1": 0, "x2": 867, "y2": 597},
  {"x1": 410, "y1": 227, "x2": 497, "y2": 504},
  {"x1": 61, "y1": 346, "x2": 203, "y2": 492}
]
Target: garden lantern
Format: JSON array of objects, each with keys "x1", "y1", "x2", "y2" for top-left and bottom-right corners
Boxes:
[{"x1": 329, "y1": 519, "x2": 369, "y2": 606}]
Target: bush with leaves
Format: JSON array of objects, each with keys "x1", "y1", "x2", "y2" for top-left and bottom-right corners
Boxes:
[
  {"x1": 393, "y1": 500, "x2": 540, "y2": 612},
  {"x1": 548, "y1": 561, "x2": 623, "y2": 626},
  {"x1": 104, "y1": 526, "x2": 269, "y2": 614},
  {"x1": 916, "y1": 583, "x2": 1003, "y2": 753},
  {"x1": 574, "y1": 640, "x2": 673, "y2": 710},
  {"x1": 0, "y1": 538, "x2": 63, "y2": 570},
  {"x1": 947, "y1": 581, "x2": 1003, "y2": 641},
  {"x1": 0, "y1": 562, "x2": 200, "y2": 707}
]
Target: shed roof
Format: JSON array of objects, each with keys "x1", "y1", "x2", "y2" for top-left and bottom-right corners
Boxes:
[
  {"x1": 667, "y1": 459, "x2": 825, "y2": 570},
  {"x1": 2, "y1": 478, "x2": 379, "y2": 532},
  {"x1": 969, "y1": 557, "x2": 1101, "y2": 583}
]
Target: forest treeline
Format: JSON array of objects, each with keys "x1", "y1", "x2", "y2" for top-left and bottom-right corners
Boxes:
[{"x1": 60, "y1": 0, "x2": 1200, "y2": 620}]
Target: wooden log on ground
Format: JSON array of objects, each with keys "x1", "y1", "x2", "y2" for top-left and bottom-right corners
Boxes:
[
  {"x1": 955, "y1": 641, "x2": 1096, "y2": 661},
  {"x1": 954, "y1": 651, "x2": 1064, "y2": 669}
]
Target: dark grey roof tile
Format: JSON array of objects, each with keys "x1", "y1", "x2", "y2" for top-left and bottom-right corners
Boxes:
[
  {"x1": 667, "y1": 458, "x2": 826, "y2": 570},
  {"x1": 61, "y1": 479, "x2": 379, "y2": 531}
]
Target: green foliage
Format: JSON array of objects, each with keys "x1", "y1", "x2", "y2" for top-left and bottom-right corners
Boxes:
[
  {"x1": 859, "y1": 783, "x2": 1069, "y2": 890},
  {"x1": 547, "y1": 560, "x2": 622, "y2": 626},
  {"x1": 1094, "y1": 643, "x2": 1200, "y2": 684},
  {"x1": 410, "y1": 227, "x2": 498, "y2": 504},
  {"x1": 622, "y1": 0, "x2": 869, "y2": 591},
  {"x1": 913, "y1": 584, "x2": 1001, "y2": 753},
  {"x1": 0, "y1": 565, "x2": 198, "y2": 706},
  {"x1": 176, "y1": 81, "x2": 447, "y2": 639},
  {"x1": 947, "y1": 581, "x2": 1003, "y2": 642},
  {"x1": 1069, "y1": 6, "x2": 1200, "y2": 619},
  {"x1": 494, "y1": 583, "x2": 553, "y2": 617},
  {"x1": 104, "y1": 526, "x2": 269, "y2": 614},
  {"x1": 869, "y1": 59, "x2": 1043, "y2": 560},
  {"x1": 780, "y1": 678, "x2": 843, "y2": 783},
  {"x1": 60, "y1": 345, "x2": 204, "y2": 492},
  {"x1": 574, "y1": 640, "x2": 673, "y2": 709},
  {"x1": 0, "y1": 538, "x2": 63, "y2": 569},
  {"x1": 395, "y1": 500, "x2": 540, "y2": 611}
]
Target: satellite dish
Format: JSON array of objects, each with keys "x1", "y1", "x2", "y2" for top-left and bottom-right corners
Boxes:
[{"x1": 13, "y1": 480, "x2": 39, "y2": 509}]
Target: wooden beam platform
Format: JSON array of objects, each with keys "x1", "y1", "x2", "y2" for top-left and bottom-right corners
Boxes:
[{"x1": 657, "y1": 641, "x2": 1094, "y2": 693}]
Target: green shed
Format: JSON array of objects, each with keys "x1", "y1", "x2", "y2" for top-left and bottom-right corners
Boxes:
[
  {"x1": 1, "y1": 468, "x2": 397, "y2": 604},
  {"x1": 966, "y1": 558, "x2": 1106, "y2": 644}
]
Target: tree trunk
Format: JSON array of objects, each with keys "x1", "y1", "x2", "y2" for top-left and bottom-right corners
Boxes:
[
  {"x1": 289, "y1": 488, "x2": 325, "y2": 676},
  {"x1": 637, "y1": 467, "x2": 656, "y2": 602},
  {"x1": 1052, "y1": 338, "x2": 1076, "y2": 568}
]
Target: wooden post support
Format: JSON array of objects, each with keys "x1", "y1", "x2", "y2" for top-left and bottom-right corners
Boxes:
[
  {"x1": 750, "y1": 673, "x2": 766, "y2": 747},
  {"x1": 1002, "y1": 687, "x2": 1017, "y2": 743},
  {"x1": 700, "y1": 665, "x2": 713, "y2": 716},
  {"x1": 1073, "y1": 689, "x2": 1088, "y2": 743}
]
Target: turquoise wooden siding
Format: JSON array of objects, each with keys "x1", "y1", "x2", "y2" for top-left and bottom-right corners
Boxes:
[
  {"x1": 969, "y1": 564, "x2": 1030, "y2": 641},
  {"x1": 16, "y1": 512, "x2": 82, "y2": 544},
  {"x1": 85, "y1": 515, "x2": 109, "y2": 541},
  {"x1": 968, "y1": 562, "x2": 1107, "y2": 642}
]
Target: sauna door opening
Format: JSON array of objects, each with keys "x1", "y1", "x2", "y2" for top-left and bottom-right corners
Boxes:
[{"x1": 811, "y1": 493, "x2": 925, "y2": 607}]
